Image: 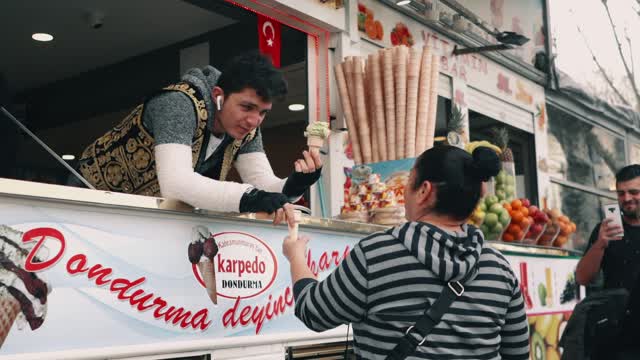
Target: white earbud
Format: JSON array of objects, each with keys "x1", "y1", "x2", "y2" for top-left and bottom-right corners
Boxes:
[{"x1": 216, "y1": 96, "x2": 222, "y2": 111}]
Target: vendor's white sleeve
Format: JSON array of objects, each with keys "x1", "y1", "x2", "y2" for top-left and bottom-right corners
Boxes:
[
  {"x1": 235, "y1": 152, "x2": 287, "y2": 193},
  {"x1": 155, "y1": 144, "x2": 251, "y2": 212}
]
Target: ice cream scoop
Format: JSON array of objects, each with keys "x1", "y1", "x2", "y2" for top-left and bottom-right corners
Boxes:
[{"x1": 304, "y1": 121, "x2": 330, "y2": 155}]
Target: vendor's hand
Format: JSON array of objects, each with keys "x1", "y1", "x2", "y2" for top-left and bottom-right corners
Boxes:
[
  {"x1": 239, "y1": 188, "x2": 289, "y2": 214},
  {"x1": 295, "y1": 150, "x2": 323, "y2": 174},
  {"x1": 595, "y1": 218, "x2": 623, "y2": 249},
  {"x1": 283, "y1": 150, "x2": 323, "y2": 198},
  {"x1": 273, "y1": 203, "x2": 297, "y2": 228},
  {"x1": 283, "y1": 234, "x2": 310, "y2": 262}
]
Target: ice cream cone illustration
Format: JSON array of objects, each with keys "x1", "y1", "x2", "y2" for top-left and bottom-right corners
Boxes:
[
  {"x1": 197, "y1": 260, "x2": 217, "y2": 305},
  {"x1": 189, "y1": 226, "x2": 219, "y2": 305},
  {"x1": 0, "y1": 292, "x2": 20, "y2": 346},
  {"x1": 0, "y1": 225, "x2": 51, "y2": 348},
  {"x1": 304, "y1": 121, "x2": 331, "y2": 156}
]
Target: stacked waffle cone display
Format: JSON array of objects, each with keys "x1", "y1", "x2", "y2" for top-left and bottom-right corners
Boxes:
[{"x1": 334, "y1": 45, "x2": 440, "y2": 164}]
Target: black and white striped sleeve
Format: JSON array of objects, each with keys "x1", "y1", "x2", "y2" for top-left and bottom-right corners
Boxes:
[
  {"x1": 293, "y1": 242, "x2": 369, "y2": 332},
  {"x1": 499, "y1": 280, "x2": 530, "y2": 360}
]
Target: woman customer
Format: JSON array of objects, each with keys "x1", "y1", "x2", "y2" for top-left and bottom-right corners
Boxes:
[{"x1": 283, "y1": 145, "x2": 529, "y2": 359}]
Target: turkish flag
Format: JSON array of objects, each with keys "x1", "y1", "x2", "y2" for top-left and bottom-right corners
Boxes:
[{"x1": 258, "y1": 15, "x2": 281, "y2": 68}]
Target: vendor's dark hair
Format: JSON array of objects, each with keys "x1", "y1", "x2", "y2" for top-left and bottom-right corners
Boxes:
[
  {"x1": 413, "y1": 145, "x2": 501, "y2": 220},
  {"x1": 616, "y1": 164, "x2": 640, "y2": 183},
  {"x1": 217, "y1": 51, "x2": 288, "y2": 102}
]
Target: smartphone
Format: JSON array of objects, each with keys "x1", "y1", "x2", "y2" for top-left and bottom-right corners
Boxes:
[{"x1": 602, "y1": 203, "x2": 624, "y2": 237}]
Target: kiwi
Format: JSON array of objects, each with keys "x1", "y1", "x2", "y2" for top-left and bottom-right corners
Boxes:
[{"x1": 531, "y1": 332, "x2": 546, "y2": 360}]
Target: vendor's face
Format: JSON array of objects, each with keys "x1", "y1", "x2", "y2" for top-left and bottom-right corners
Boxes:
[
  {"x1": 617, "y1": 177, "x2": 640, "y2": 218},
  {"x1": 216, "y1": 88, "x2": 272, "y2": 140}
]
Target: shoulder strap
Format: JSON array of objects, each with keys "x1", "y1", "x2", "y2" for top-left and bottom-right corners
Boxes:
[{"x1": 384, "y1": 269, "x2": 475, "y2": 360}]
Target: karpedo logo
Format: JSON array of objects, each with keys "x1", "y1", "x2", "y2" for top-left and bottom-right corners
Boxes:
[{"x1": 191, "y1": 231, "x2": 278, "y2": 300}]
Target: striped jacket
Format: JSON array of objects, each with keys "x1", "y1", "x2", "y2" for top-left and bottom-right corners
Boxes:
[{"x1": 293, "y1": 221, "x2": 529, "y2": 359}]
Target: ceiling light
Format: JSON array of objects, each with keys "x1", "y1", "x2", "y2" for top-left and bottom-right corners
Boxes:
[
  {"x1": 32, "y1": 33, "x2": 54, "y2": 42},
  {"x1": 288, "y1": 104, "x2": 305, "y2": 111},
  {"x1": 396, "y1": 0, "x2": 411, "y2": 5},
  {"x1": 62, "y1": 154, "x2": 75, "y2": 161}
]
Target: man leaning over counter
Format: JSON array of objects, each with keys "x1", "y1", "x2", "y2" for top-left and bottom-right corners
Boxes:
[{"x1": 74, "y1": 52, "x2": 322, "y2": 225}]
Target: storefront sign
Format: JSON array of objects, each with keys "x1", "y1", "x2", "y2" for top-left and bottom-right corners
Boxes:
[{"x1": 0, "y1": 198, "x2": 579, "y2": 357}]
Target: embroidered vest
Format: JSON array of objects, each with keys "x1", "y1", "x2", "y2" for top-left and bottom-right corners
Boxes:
[{"x1": 79, "y1": 82, "x2": 255, "y2": 196}]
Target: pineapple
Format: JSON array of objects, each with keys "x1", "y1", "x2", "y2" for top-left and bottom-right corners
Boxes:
[
  {"x1": 491, "y1": 126, "x2": 513, "y2": 163},
  {"x1": 448, "y1": 104, "x2": 466, "y2": 135}
]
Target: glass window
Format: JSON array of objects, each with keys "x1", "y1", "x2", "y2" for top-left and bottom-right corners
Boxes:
[
  {"x1": 629, "y1": 143, "x2": 640, "y2": 165},
  {"x1": 547, "y1": 106, "x2": 626, "y2": 191},
  {"x1": 549, "y1": 182, "x2": 615, "y2": 252}
]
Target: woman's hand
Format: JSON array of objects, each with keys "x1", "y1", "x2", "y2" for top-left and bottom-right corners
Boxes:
[{"x1": 283, "y1": 235, "x2": 310, "y2": 262}]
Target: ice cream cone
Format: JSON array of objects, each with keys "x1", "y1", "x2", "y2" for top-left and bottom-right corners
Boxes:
[
  {"x1": 289, "y1": 210, "x2": 302, "y2": 241},
  {"x1": 198, "y1": 260, "x2": 217, "y2": 305},
  {"x1": 307, "y1": 136, "x2": 324, "y2": 155},
  {"x1": 0, "y1": 294, "x2": 20, "y2": 347}
]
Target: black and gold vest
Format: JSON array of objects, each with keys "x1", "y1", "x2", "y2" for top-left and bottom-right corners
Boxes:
[{"x1": 79, "y1": 82, "x2": 255, "y2": 196}]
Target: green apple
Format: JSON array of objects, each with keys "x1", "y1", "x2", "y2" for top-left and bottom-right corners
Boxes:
[
  {"x1": 496, "y1": 170, "x2": 506, "y2": 184},
  {"x1": 492, "y1": 222, "x2": 504, "y2": 234},
  {"x1": 506, "y1": 176, "x2": 515, "y2": 186},
  {"x1": 496, "y1": 190, "x2": 506, "y2": 201},
  {"x1": 480, "y1": 224, "x2": 489, "y2": 234},
  {"x1": 484, "y1": 213, "x2": 499, "y2": 227},
  {"x1": 490, "y1": 203, "x2": 504, "y2": 214},
  {"x1": 485, "y1": 195, "x2": 499, "y2": 207},
  {"x1": 499, "y1": 211, "x2": 511, "y2": 226},
  {"x1": 478, "y1": 201, "x2": 487, "y2": 212}
]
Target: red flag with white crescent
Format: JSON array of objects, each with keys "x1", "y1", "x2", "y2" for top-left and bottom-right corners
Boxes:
[{"x1": 258, "y1": 15, "x2": 281, "y2": 68}]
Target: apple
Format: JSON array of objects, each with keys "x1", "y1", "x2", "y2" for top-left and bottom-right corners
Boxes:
[
  {"x1": 484, "y1": 213, "x2": 499, "y2": 227},
  {"x1": 478, "y1": 202, "x2": 487, "y2": 212},
  {"x1": 480, "y1": 224, "x2": 490, "y2": 235},
  {"x1": 521, "y1": 198, "x2": 531, "y2": 208},
  {"x1": 485, "y1": 195, "x2": 499, "y2": 207},
  {"x1": 529, "y1": 205, "x2": 539, "y2": 216},
  {"x1": 492, "y1": 222, "x2": 504, "y2": 234},
  {"x1": 499, "y1": 211, "x2": 511, "y2": 226},
  {"x1": 490, "y1": 203, "x2": 505, "y2": 214}
]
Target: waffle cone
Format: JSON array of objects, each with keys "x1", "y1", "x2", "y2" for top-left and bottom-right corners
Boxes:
[
  {"x1": 198, "y1": 261, "x2": 218, "y2": 305},
  {"x1": 307, "y1": 136, "x2": 324, "y2": 149},
  {"x1": 0, "y1": 295, "x2": 20, "y2": 347}
]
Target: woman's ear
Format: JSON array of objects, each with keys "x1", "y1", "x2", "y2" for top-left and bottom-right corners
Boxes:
[{"x1": 417, "y1": 181, "x2": 433, "y2": 205}]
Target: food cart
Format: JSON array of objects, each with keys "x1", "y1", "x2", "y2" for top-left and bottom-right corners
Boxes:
[{"x1": 0, "y1": 0, "x2": 601, "y2": 359}]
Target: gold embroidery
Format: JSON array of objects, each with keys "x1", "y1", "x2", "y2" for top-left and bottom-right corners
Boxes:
[
  {"x1": 219, "y1": 130, "x2": 256, "y2": 181},
  {"x1": 79, "y1": 82, "x2": 209, "y2": 196}
]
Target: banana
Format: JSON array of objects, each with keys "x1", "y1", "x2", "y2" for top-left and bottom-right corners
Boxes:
[{"x1": 465, "y1": 141, "x2": 502, "y2": 155}]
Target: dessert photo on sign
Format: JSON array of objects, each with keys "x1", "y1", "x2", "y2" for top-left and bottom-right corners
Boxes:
[{"x1": 0, "y1": 225, "x2": 51, "y2": 348}]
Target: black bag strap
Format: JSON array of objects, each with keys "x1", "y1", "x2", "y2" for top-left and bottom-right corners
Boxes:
[{"x1": 384, "y1": 280, "x2": 465, "y2": 360}]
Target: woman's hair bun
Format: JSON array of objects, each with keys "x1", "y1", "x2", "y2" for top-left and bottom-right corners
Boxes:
[{"x1": 468, "y1": 146, "x2": 501, "y2": 182}]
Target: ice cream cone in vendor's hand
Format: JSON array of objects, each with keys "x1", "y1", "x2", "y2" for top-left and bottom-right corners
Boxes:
[
  {"x1": 0, "y1": 292, "x2": 20, "y2": 347},
  {"x1": 304, "y1": 121, "x2": 330, "y2": 156},
  {"x1": 288, "y1": 209, "x2": 302, "y2": 241}
]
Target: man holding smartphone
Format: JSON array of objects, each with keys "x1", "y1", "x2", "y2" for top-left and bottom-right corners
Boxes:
[{"x1": 576, "y1": 165, "x2": 640, "y2": 291}]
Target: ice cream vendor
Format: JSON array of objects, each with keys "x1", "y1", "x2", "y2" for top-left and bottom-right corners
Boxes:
[{"x1": 73, "y1": 52, "x2": 329, "y2": 225}]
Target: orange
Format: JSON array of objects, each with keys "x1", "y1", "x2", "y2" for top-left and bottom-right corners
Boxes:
[
  {"x1": 502, "y1": 233, "x2": 515, "y2": 242},
  {"x1": 508, "y1": 224, "x2": 522, "y2": 236},
  {"x1": 520, "y1": 207, "x2": 529, "y2": 217},
  {"x1": 510, "y1": 211, "x2": 523, "y2": 223},
  {"x1": 515, "y1": 230, "x2": 525, "y2": 240},
  {"x1": 570, "y1": 222, "x2": 577, "y2": 233},
  {"x1": 520, "y1": 217, "x2": 532, "y2": 228},
  {"x1": 559, "y1": 215, "x2": 570, "y2": 224},
  {"x1": 374, "y1": 21, "x2": 384, "y2": 40},
  {"x1": 511, "y1": 199, "x2": 522, "y2": 210},
  {"x1": 503, "y1": 203, "x2": 512, "y2": 212}
]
